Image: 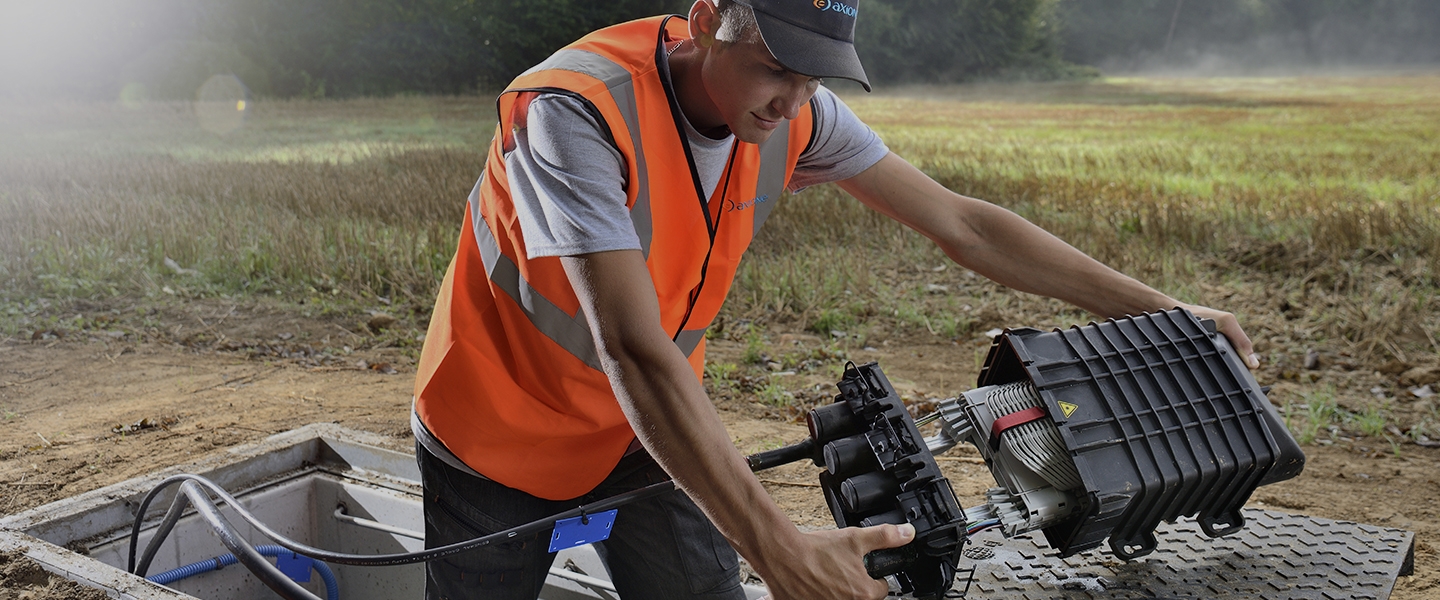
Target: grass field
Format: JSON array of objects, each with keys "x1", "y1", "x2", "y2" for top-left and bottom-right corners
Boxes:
[{"x1": 3, "y1": 76, "x2": 1439, "y2": 442}]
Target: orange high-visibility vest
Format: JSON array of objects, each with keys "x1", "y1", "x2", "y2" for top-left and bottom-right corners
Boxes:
[{"x1": 414, "y1": 16, "x2": 815, "y2": 500}]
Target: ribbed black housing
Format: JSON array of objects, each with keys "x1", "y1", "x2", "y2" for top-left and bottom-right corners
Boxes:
[{"x1": 977, "y1": 309, "x2": 1304, "y2": 559}]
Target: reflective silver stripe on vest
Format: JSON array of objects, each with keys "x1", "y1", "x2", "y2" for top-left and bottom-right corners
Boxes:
[
  {"x1": 469, "y1": 179, "x2": 705, "y2": 363},
  {"x1": 524, "y1": 49, "x2": 654, "y2": 258},
  {"x1": 675, "y1": 328, "x2": 707, "y2": 358},
  {"x1": 469, "y1": 179, "x2": 603, "y2": 371},
  {"x1": 751, "y1": 119, "x2": 792, "y2": 236}
]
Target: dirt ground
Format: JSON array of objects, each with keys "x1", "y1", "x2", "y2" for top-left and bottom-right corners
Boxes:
[{"x1": 0, "y1": 300, "x2": 1435, "y2": 599}]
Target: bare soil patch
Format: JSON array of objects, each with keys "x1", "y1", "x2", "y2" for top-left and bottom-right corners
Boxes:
[
  {"x1": 0, "y1": 300, "x2": 1434, "y2": 598},
  {"x1": 0, "y1": 549, "x2": 109, "y2": 600}
]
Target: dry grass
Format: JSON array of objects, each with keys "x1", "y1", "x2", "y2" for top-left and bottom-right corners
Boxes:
[
  {"x1": 736, "y1": 76, "x2": 1440, "y2": 361},
  {"x1": 1, "y1": 150, "x2": 473, "y2": 301},
  {"x1": 856, "y1": 77, "x2": 1440, "y2": 271},
  {"x1": 0, "y1": 96, "x2": 489, "y2": 302},
  {"x1": 2, "y1": 77, "x2": 1438, "y2": 413}
]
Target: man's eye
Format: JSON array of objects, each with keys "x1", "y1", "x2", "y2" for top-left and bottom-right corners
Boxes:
[{"x1": 769, "y1": 67, "x2": 787, "y2": 77}]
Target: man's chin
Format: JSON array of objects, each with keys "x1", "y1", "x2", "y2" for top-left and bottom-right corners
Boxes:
[{"x1": 732, "y1": 126, "x2": 776, "y2": 145}]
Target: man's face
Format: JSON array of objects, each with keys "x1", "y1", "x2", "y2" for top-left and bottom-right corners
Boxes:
[{"x1": 700, "y1": 39, "x2": 821, "y2": 144}]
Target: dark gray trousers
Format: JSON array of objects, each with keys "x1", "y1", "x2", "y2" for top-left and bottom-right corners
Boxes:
[{"x1": 418, "y1": 442, "x2": 748, "y2": 600}]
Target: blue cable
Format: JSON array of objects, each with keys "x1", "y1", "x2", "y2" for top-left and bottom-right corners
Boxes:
[{"x1": 147, "y1": 544, "x2": 339, "y2": 600}]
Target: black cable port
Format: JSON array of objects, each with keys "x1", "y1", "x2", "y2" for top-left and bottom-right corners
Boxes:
[
  {"x1": 859, "y1": 509, "x2": 907, "y2": 528},
  {"x1": 839, "y1": 471, "x2": 901, "y2": 514},
  {"x1": 823, "y1": 434, "x2": 878, "y2": 478},
  {"x1": 807, "y1": 401, "x2": 860, "y2": 445}
]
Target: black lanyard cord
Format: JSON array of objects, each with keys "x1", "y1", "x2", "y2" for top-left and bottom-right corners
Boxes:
[
  {"x1": 673, "y1": 143, "x2": 739, "y2": 340},
  {"x1": 652, "y1": 16, "x2": 744, "y2": 342}
]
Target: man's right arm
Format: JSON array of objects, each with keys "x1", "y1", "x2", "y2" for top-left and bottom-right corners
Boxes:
[{"x1": 560, "y1": 249, "x2": 913, "y2": 600}]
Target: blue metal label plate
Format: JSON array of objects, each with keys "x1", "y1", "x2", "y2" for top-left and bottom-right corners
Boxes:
[{"x1": 548, "y1": 509, "x2": 618, "y2": 553}]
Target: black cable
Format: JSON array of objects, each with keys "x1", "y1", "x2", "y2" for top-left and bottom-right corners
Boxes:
[
  {"x1": 130, "y1": 441, "x2": 816, "y2": 577},
  {"x1": 129, "y1": 473, "x2": 678, "y2": 570},
  {"x1": 130, "y1": 488, "x2": 191, "y2": 577},
  {"x1": 177, "y1": 481, "x2": 321, "y2": 600},
  {"x1": 745, "y1": 438, "x2": 816, "y2": 471}
]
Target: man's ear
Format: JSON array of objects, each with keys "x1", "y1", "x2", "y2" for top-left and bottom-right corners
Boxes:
[{"x1": 688, "y1": 0, "x2": 721, "y2": 42}]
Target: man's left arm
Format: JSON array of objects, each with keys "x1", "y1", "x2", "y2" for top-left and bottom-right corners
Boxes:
[{"x1": 838, "y1": 152, "x2": 1260, "y2": 369}]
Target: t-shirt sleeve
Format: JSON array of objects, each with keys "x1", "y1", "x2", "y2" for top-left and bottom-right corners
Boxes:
[
  {"x1": 787, "y1": 86, "x2": 889, "y2": 192},
  {"x1": 504, "y1": 94, "x2": 642, "y2": 259}
]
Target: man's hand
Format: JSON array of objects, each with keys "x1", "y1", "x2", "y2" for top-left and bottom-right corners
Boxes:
[
  {"x1": 1179, "y1": 303, "x2": 1260, "y2": 370},
  {"x1": 758, "y1": 523, "x2": 915, "y2": 600}
]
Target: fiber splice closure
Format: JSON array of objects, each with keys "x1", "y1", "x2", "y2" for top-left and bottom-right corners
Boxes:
[
  {"x1": 749, "y1": 308, "x2": 1306, "y2": 598},
  {"x1": 809, "y1": 362, "x2": 967, "y2": 599},
  {"x1": 938, "y1": 308, "x2": 1306, "y2": 559}
]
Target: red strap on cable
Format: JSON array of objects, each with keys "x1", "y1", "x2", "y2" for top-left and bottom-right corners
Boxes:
[{"x1": 989, "y1": 406, "x2": 1049, "y2": 451}]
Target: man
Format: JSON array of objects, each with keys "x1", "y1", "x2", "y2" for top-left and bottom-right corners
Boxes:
[{"x1": 412, "y1": 1, "x2": 1260, "y2": 599}]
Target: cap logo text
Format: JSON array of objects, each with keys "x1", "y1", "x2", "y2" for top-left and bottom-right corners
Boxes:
[{"x1": 813, "y1": 0, "x2": 858, "y2": 18}]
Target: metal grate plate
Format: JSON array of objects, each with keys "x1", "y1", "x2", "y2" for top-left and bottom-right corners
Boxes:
[{"x1": 951, "y1": 509, "x2": 1414, "y2": 600}]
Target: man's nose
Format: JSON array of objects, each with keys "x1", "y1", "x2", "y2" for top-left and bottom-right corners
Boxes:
[{"x1": 773, "y1": 79, "x2": 813, "y2": 120}]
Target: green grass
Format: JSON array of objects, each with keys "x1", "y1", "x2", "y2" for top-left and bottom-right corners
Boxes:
[
  {"x1": 1282, "y1": 384, "x2": 1406, "y2": 446},
  {"x1": 741, "y1": 330, "x2": 768, "y2": 365},
  {"x1": 756, "y1": 380, "x2": 795, "y2": 407},
  {"x1": 704, "y1": 361, "x2": 740, "y2": 393},
  {"x1": 809, "y1": 308, "x2": 854, "y2": 336},
  {"x1": 1285, "y1": 386, "x2": 1344, "y2": 445}
]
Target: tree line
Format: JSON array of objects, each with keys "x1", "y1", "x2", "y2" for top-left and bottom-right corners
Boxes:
[
  {"x1": 2, "y1": 0, "x2": 1437, "y2": 101},
  {"x1": 1061, "y1": 0, "x2": 1440, "y2": 71}
]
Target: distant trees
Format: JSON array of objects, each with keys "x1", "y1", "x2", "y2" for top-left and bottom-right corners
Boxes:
[
  {"x1": 157, "y1": 0, "x2": 1067, "y2": 95},
  {"x1": 459, "y1": 0, "x2": 679, "y2": 88},
  {"x1": 0, "y1": 0, "x2": 676, "y2": 100},
  {"x1": 856, "y1": 0, "x2": 1075, "y2": 85},
  {"x1": 195, "y1": 0, "x2": 673, "y2": 97},
  {"x1": 3, "y1": 0, "x2": 1439, "y2": 101},
  {"x1": 0, "y1": 0, "x2": 1069, "y2": 99},
  {"x1": 1057, "y1": 0, "x2": 1440, "y2": 70},
  {"x1": 180, "y1": 0, "x2": 471, "y2": 98}
]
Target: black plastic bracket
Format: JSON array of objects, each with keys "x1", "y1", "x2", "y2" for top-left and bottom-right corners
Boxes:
[{"x1": 805, "y1": 362, "x2": 967, "y2": 600}]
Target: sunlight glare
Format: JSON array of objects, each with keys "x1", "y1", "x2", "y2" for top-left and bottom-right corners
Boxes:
[{"x1": 195, "y1": 75, "x2": 249, "y2": 135}]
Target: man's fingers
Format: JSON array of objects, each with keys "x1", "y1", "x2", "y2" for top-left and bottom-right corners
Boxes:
[
  {"x1": 859, "y1": 522, "x2": 915, "y2": 551},
  {"x1": 1181, "y1": 304, "x2": 1259, "y2": 370},
  {"x1": 1212, "y1": 311, "x2": 1258, "y2": 370},
  {"x1": 1224, "y1": 320, "x2": 1260, "y2": 370}
]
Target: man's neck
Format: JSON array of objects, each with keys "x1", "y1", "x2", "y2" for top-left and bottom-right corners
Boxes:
[{"x1": 667, "y1": 40, "x2": 731, "y2": 140}]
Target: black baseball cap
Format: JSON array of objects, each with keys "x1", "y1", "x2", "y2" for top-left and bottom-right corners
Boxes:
[{"x1": 733, "y1": 0, "x2": 871, "y2": 92}]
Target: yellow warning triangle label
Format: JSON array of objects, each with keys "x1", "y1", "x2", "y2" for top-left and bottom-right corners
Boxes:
[{"x1": 1058, "y1": 402, "x2": 1079, "y2": 419}]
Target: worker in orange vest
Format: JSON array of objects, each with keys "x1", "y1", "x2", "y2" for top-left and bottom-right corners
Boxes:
[{"x1": 412, "y1": 1, "x2": 1260, "y2": 599}]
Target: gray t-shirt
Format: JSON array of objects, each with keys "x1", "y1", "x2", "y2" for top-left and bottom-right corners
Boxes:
[{"x1": 507, "y1": 85, "x2": 889, "y2": 259}]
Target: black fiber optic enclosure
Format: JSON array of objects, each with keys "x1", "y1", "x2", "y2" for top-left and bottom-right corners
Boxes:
[
  {"x1": 808, "y1": 362, "x2": 967, "y2": 600},
  {"x1": 976, "y1": 308, "x2": 1305, "y2": 559}
]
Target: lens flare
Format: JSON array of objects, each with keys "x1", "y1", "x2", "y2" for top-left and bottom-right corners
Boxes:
[{"x1": 195, "y1": 74, "x2": 249, "y2": 135}]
